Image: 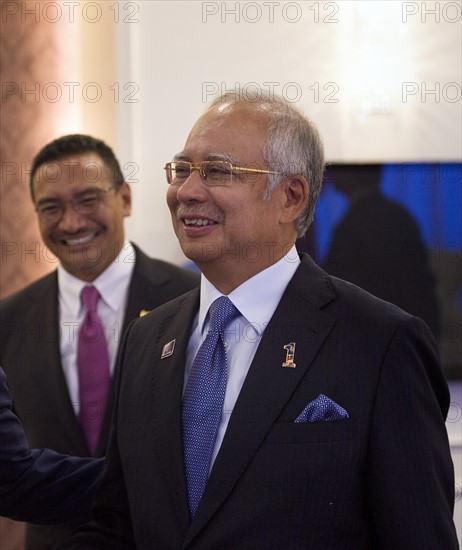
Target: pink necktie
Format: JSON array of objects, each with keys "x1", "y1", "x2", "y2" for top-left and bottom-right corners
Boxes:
[{"x1": 77, "y1": 286, "x2": 110, "y2": 456}]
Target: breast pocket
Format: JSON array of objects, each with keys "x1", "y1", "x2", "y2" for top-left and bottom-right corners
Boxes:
[{"x1": 265, "y1": 418, "x2": 355, "y2": 444}]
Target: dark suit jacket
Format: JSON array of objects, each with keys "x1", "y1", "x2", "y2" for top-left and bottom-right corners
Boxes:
[
  {"x1": 0, "y1": 245, "x2": 198, "y2": 548},
  {"x1": 0, "y1": 367, "x2": 103, "y2": 524},
  {"x1": 63, "y1": 254, "x2": 458, "y2": 549}
]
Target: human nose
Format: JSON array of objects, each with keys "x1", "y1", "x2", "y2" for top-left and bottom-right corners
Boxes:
[
  {"x1": 57, "y1": 202, "x2": 87, "y2": 231},
  {"x1": 174, "y1": 167, "x2": 208, "y2": 203}
]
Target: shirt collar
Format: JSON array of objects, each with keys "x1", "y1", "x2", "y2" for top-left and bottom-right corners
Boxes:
[
  {"x1": 198, "y1": 245, "x2": 300, "y2": 336},
  {"x1": 58, "y1": 241, "x2": 136, "y2": 315}
]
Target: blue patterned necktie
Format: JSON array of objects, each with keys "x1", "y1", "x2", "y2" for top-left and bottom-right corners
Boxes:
[{"x1": 182, "y1": 296, "x2": 240, "y2": 518}]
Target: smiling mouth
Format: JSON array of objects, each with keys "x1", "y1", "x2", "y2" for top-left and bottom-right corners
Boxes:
[
  {"x1": 62, "y1": 233, "x2": 97, "y2": 246},
  {"x1": 183, "y1": 218, "x2": 217, "y2": 227}
]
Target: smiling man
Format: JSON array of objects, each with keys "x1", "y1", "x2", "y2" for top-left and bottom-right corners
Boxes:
[
  {"x1": 32, "y1": 150, "x2": 130, "y2": 282},
  {"x1": 0, "y1": 134, "x2": 198, "y2": 549},
  {"x1": 63, "y1": 96, "x2": 458, "y2": 549},
  {"x1": 166, "y1": 102, "x2": 301, "y2": 293}
]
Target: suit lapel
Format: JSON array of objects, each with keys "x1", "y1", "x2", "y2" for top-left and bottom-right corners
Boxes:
[
  {"x1": 151, "y1": 289, "x2": 200, "y2": 535},
  {"x1": 121, "y1": 244, "x2": 173, "y2": 333},
  {"x1": 121, "y1": 247, "x2": 158, "y2": 333},
  {"x1": 98, "y1": 246, "x2": 171, "y2": 455},
  {"x1": 184, "y1": 255, "x2": 336, "y2": 545},
  {"x1": 25, "y1": 273, "x2": 88, "y2": 453}
]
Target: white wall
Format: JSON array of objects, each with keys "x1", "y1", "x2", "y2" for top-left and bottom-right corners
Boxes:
[{"x1": 113, "y1": 0, "x2": 461, "y2": 263}]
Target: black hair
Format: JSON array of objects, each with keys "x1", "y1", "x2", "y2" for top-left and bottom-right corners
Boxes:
[{"x1": 30, "y1": 134, "x2": 125, "y2": 199}]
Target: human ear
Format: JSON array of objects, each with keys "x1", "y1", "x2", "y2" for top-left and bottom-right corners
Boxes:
[
  {"x1": 280, "y1": 175, "x2": 308, "y2": 224},
  {"x1": 119, "y1": 182, "x2": 132, "y2": 216}
]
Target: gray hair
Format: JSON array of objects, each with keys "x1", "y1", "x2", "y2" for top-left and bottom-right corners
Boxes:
[{"x1": 208, "y1": 90, "x2": 325, "y2": 237}]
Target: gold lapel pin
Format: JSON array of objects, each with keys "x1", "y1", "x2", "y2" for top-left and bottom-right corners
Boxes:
[
  {"x1": 282, "y1": 342, "x2": 296, "y2": 368},
  {"x1": 139, "y1": 309, "x2": 150, "y2": 317},
  {"x1": 161, "y1": 339, "x2": 176, "y2": 359}
]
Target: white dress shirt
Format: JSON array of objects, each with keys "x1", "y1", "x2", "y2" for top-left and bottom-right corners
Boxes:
[
  {"x1": 58, "y1": 241, "x2": 135, "y2": 415},
  {"x1": 184, "y1": 245, "x2": 301, "y2": 467}
]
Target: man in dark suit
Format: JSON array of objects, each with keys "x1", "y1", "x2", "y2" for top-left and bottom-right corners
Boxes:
[
  {"x1": 322, "y1": 164, "x2": 440, "y2": 337},
  {"x1": 0, "y1": 367, "x2": 102, "y2": 524},
  {"x1": 63, "y1": 94, "x2": 458, "y2": 549},
  {"x1": 0, "y1": 134, "x2": 198, "y2": 549}
]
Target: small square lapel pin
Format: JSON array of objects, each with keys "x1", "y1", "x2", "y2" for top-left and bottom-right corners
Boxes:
[{"x1": 161, "y1": 339, "x2": 176, "y2": 359}]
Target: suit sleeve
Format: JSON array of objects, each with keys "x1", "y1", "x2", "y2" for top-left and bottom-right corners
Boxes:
[
  {"x1": 366, "y1": 318, "x2": 459, "y2": 548},
  {"x1": 61, "y1": 323, "x2": 137, "y2": 549},
  {"x1": 0, "y1": 367, "x2": 103, "y2": 524}
]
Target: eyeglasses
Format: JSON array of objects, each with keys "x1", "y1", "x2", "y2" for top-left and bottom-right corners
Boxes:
[
  {"x1": 35, "y1": 186, "x2": 117, "y2": 224},
  {"x1": 164, "y1": 161, "x2": 283, "y2": 186}
]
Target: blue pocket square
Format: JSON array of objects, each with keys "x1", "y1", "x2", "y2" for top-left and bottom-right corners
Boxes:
[{"x1": 295, "y1": 394, "x2": 349, "y2": 423}]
